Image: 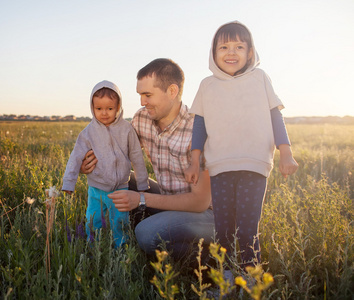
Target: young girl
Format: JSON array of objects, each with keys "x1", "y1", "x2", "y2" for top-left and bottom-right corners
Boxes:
[{"x1": 185, "y1": 21, "x2": 298, "y2": 276}]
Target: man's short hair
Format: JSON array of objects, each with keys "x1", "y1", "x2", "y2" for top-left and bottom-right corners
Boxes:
[{"x1": 137, "y1": 58, "x2": 184, "y2": 97}]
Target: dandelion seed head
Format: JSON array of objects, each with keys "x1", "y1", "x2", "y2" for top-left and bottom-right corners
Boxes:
[
  {"x1": 26, "y1": 197, "x2": 35, "y2": 205},
  {"x1": 45, "y1": 186, "x2": 59, "y2": 198}
]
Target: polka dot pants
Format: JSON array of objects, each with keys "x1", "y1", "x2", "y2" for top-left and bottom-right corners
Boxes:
[{"x1": 211, "y1": 171, "x2": 267, "y2": 267}]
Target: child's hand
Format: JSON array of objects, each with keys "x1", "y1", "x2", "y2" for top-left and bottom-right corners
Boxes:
[
  {"x1": 278, "y1": 144, "x2": 298, "y2": 178},
  {"x1": 184, "y1": 164, "x2": 200, "y2": 185},
  {"x1": 279, "y1": 156, "x2": 298, "y2": 178},
  {"x1": 63, "y1": 190, "x2": 73, "y2": 195}
]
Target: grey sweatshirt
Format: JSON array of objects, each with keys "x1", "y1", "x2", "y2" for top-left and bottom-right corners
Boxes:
[{"x1": 62, "y1": 80, "x2": 149, "y2": 192}]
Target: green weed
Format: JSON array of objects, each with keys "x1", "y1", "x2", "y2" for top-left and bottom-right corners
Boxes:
[{"x1": 0, "y1": 121, "x2": 353, "y2": 299}]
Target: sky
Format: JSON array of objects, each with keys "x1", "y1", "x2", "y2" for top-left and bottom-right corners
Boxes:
[{"x1": 1, "y1": 0, "x2": 354, "y2": 118}]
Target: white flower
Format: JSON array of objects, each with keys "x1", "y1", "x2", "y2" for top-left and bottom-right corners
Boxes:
[
  {"x1": 45, "y1": 186, "x2": 59, "y2": 198},
  {"x1": 26, "y1": 197, "x2": 36, "y2": 205}
]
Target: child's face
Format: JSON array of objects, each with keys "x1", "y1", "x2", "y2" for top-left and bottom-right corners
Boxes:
[
  {"x1": 215, "y1": 36, "x2": 252, "y2": 76},
  {"x1": 92, "y1": 95, "x2": 119, "y2": 126}
]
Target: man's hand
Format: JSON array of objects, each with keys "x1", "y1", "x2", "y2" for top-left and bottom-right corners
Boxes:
[
  {"x1": 108, "y1": 190, "x2": 140, "y2": 212},
  {"x1": 80, "y1": 150, "x2": 98, "y2": 174}
]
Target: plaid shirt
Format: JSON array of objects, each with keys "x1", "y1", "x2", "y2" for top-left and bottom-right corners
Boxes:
[{"x1": 132, "y1": 104, "x2": 194, "y2": 195}]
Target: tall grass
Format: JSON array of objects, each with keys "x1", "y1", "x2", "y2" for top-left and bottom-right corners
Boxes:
[{"x1": 0, "y1": 121, "x2": 353, "y2": 299}]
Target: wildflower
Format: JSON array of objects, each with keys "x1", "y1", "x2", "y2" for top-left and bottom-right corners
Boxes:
[
  {"x1": 7, "y1": 250, "x2": 13, "y2": 260},
  {"x1": 75, "y1": 221, "x2": 86, "y2": 239},
  {"x1": 75, "y1": 273, "x2": 82, "y2": 283},
  {"x1": 245, "y1": 265, "x2": 263, "y2": 277},
  {"x1": 35, "y1": 208, "x2": 44, "y2": 215},
  {"x1": 33, "y1": 225, "x2": 41, "y2": 237},
  {"x1": 101, "y1": 208, "x2": 106, "y2": 229},
  {"x1": 89, "y1": 230, "x2": 95, "y2": 243},
  {"x1": 263, "y1": 272, "x2": 274, "y2": 285},
  {"x1": 235, "y1": 276, "x2": 247, "y2": 288},
  {"x1": 65, "y1": 214, "x2": 71, "y2": 243},
  {"x1": 45, "y1": 186, "x2": 59, "y2": 198},
  {"x1": 26, "y1": 197, "x2": 35, "y2": 205}
]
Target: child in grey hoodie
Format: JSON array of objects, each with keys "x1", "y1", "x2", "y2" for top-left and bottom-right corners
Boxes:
[{"x1": 62, "y1": 80, "x2": 149, "y2": 248}]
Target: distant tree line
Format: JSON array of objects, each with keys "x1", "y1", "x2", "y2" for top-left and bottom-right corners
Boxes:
[
  {"x1": 284, "y1": 115, "x2": 354, "y2": 125},
  {"x1": 0, "y1": 114, "x2": 91, "y2": 122},
  {"x1": 0, "y1": 114, "x2": 352, "y2": 125}
]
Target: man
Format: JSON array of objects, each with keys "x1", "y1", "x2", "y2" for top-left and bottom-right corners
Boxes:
[{"x1": 82, "y1": 58, "x2": 214, "y2": 259}]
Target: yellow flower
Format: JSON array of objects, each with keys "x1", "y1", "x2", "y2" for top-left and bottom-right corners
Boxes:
[
  {"x1": 220, "y1": 247, "x2": 227, "y2": 254},
  {"x1": 235, "y1": 276, "x2": 247, "y2": 288},
  {"x1": 263, "y1": 273, "x2": 274, "y2": 285},
  {"x1": 246, "y1": 265, "x2": 262, "y2": 277}
]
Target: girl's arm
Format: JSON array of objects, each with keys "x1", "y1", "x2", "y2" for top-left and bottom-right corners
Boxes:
[
  {"x1": 271, "y1": 107, "x2": 290, "y2": 148},
  {"x1": 271, "y1": 107, "x2": 298, "y2": 178},
  {"x1": 185, "y1": 115, "x2": 207, "y2": 185}
]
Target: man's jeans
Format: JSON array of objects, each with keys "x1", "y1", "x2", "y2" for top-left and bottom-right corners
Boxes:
[
  {"x1": 135, "y1": 208, "x2": 215, "y2": 259},
  {"x1": 129, "y1": 171, "x2": 215, "y2": 260}
]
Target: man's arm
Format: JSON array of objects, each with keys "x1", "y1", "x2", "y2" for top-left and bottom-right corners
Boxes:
[{"x1": 109, "y1": 169, "x2": 211, "y2": 213}]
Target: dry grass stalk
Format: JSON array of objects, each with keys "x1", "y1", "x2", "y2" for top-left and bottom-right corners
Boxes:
[{"x1": 44, "y1": 186, "x2": 59, "y2": 277}]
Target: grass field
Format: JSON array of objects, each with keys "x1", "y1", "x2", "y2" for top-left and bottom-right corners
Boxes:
[{"x1": 0, "y1": 121, "x2": 353, "y2": 299}]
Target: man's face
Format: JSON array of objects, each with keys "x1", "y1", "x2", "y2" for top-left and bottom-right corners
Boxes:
[{"x1": 136, "y1": 75, "x2": 176, "y2": 122}]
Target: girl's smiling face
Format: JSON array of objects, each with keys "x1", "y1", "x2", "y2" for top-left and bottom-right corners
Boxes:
[{"x1": 215, "y1": 36, "x2": 253, "y2": 76}]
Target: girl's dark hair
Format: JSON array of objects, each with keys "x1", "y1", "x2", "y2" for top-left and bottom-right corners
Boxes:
[
  {"x1": 213, "y1": 23, "x2": 253, "y2": 57},
  {"x1": 93, "y1": 88, "x2": 120, "y2": 105}
]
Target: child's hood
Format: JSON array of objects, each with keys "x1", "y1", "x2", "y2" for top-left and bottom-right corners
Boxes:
[
  {"x1": 209, "y1": 20, "x2": 260, "y2": 80},
  {"x1": 90, "y1": 80, "x2": 123, "y2": 124}
]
